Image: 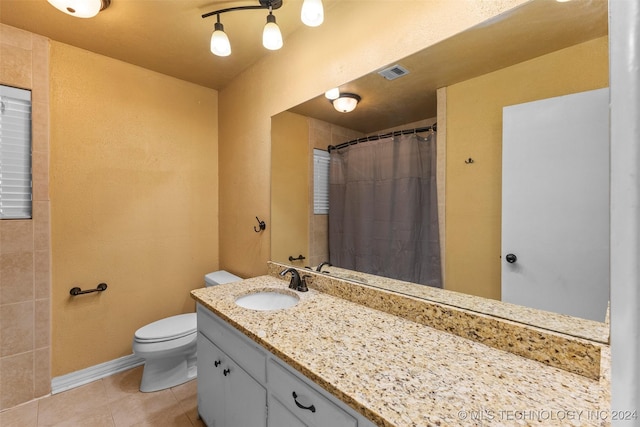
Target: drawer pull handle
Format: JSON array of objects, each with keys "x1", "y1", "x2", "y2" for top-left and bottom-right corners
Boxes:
[
  {"x1": 214, "y1": 360, "x2": 221, "y2": 367},
  {"x1": 223, "y1": 368, "x2": 231, "y2": 376},
  {"x1": 292, "y1": 391, "x2": 316, "y2": 413}
]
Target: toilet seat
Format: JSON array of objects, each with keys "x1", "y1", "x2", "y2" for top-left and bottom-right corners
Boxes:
[{"x1": 134, "y1": 313, "x2": 196, "y2": 343}]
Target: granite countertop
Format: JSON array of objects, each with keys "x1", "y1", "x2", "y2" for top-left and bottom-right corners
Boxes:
[
  {"x1": 191, "y1": 275, "x2": 609, "y2": 427},
  {"x1": 319, "y1": 265, "x2": 609, "y2": 344}
]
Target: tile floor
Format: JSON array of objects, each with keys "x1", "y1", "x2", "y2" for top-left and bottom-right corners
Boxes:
[{"x1": 0, "y1": 366, "x2": 206, "y2": 427}]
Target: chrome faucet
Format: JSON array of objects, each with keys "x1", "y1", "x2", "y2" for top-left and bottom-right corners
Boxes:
[
  {"x1": 316, "y1": 261, "x2": 332, "y2": 272},
  {"x1": 280, "y1": 268, "x2": 304, "y2": 291}
]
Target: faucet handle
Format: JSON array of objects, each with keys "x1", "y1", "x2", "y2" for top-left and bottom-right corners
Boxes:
[{"x1": 299, "y1": 275, "x2": 311, "y2": 292}]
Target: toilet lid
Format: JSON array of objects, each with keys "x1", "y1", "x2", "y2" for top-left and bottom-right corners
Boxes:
[{"x1": 134, "y1": 313, "x2": 197, "y2": 342}]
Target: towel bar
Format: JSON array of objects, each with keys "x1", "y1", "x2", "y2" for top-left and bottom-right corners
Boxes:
[{"x1": 70, "y1": 283, "x2": 108, "y2": 296}]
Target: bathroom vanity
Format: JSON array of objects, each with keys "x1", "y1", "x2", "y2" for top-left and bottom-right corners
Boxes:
[
  {"x1": 197, "y1": 302, "x2": 376, "y2": 427},
  {"x1": 191, "y1": 265, "x2": 610, "y2": 426}
]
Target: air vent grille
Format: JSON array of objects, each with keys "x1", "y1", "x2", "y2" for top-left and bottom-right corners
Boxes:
[{"x1": 378, "y1": 64, "x2": 410, "y2": 80}]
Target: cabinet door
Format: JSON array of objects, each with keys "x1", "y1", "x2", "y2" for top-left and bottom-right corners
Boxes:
[
  {"x1": 197, "y1": 334, "x2": 227, "y2": 426},
  {"x1": 268, "y1": 395, "x2": 309, "y2": 427},
  {"x1": 223, "y1": 355, "x2": 267, "y2": 427}
]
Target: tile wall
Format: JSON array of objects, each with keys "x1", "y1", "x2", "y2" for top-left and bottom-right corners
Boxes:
[{"x1": 0, "y1": 24, "x2": 51, "y2": 410}]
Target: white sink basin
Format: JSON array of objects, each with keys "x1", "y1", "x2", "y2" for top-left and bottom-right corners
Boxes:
[{"x1": 235, "y1": 290, "x2": 299, "y2": 311}]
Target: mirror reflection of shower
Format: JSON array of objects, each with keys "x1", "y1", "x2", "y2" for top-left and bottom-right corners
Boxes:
[{"x1": 327, "y1": 127, "x2": 440, "y2": 287}]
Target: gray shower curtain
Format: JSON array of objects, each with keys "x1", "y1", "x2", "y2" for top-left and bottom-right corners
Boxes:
[{"x1": 328, "y1": 132, "x2": 442, "y2": 287}]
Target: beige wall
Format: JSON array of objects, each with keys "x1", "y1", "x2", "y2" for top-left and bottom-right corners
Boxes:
[
  {"x1": 271, "y1": 112, "x2": 309, "y2": 266},
  {"x1": 0, "y1": 24, "x2": 51, "y2": 410},
  {"x1": 218, "y1": 0, "x2": 528, "y2": 278},
  {"x1": 445, "y1": 36, "x2": 609, "y2": 299},
  {"x1": 49, "y1": 42, "x2": 219, "y2": 376}
]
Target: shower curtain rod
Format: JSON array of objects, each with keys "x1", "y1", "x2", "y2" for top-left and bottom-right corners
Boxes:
[{"x1": 327, "y1": 123, "x2": 436, "y2": 152}]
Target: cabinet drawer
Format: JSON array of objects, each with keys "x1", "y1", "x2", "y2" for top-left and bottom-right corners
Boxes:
[
  {"x1": 197, "y1": 304, "x2": 232, "y2": 348},
  {"x1": 267, "y1": 359, "x2": 356, "y2": 427},
  {"x1": 197, "y1": 304, "x2": 266, "y2": 383}
]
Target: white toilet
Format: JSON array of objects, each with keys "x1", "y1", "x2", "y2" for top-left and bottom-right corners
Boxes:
[{"x1": 132, "y1": 270, "x2": 242, "y2": 392}]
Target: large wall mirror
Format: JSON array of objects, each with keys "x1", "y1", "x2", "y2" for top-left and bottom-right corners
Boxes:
[{"x1": 271, "y1": 0, "x2": 609, "y2": 343}]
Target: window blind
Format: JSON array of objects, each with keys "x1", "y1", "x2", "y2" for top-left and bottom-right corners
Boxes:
[
  {"x1": 0, "y1": 85, "x2": 32, "y2": 219},
  {"x1": 313, "y1": 149, "x2": 329, "y2": 214}
]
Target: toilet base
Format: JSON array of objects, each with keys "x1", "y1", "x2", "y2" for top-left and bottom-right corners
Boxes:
[{"x1": 139, "y1": 353, "x2": 197, "y2": 393}]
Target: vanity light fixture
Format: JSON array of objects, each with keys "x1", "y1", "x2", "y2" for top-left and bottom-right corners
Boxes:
[
  {"x1": 263, "y1": 6, "x2": 283, "y2": 50},
  {"x1": 300, "y1": 0, "x2": 324, "y2": 27},
  {"x1": 210, "y1": 15, "x2": 232, "y2": 57},
  {"x1": 203, "y1": 0, "x2": 324, "y2": 57},
  {"x1": 47, "y1": 0, "x2": 110, "y2": 18},
  {"x1": 331, "y1": 93, "x2": 361, "y2": 113}
]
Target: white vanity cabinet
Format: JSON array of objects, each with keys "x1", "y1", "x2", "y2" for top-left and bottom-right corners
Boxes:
[{"x1": 196, "y1": 304, "x2": 376, "y2": 427}]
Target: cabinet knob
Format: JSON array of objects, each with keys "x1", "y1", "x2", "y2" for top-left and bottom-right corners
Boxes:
[
  {"x1": 292, "y1": 391, "x2": 316, "y2": 413},
  {"x1": 505, "y1": 253, "x2": 517, "y2": 264},
  {"x1": 223, "y1": 368, "x2": 230, "y2": 376}
]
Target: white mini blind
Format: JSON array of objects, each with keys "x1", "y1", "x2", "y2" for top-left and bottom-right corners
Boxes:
[
  {"x1": 0, "y1": 85, "x2": 32, "y2": 219},
  {"x1": 313, "y1": 149, "x2": 330, "y2": 214}
]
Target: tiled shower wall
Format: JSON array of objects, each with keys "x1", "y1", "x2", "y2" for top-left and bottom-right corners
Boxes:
[{"x1": 0, "y1": 24, "x2": 51, "y2": 410}]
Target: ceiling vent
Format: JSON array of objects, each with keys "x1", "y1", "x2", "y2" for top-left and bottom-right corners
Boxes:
[{"x1": 378, "y1": 64, "x2": 410, "y2": 80}]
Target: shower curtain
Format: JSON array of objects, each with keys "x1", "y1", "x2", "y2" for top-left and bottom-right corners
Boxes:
[{"x1": 328, "y1": 132, "x2": 442, "y2": 287}]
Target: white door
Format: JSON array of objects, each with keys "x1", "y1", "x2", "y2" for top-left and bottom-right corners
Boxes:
[{"x1": 501, "y1": 88, "x2": 609, "y2": 322}]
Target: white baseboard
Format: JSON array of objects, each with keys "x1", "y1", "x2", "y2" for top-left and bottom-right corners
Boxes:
[{"x1": 51, "y1": 354, "x2": 144, "y2": 394}]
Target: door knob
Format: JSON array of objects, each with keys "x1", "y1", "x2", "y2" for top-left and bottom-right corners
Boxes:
[{"x1": 505, "y1": 253, "x2": 517, "y2": 263}]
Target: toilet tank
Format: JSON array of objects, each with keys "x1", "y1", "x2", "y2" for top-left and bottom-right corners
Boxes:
[{"x1": 205, "y1": 270, "x2": 242, "y2": 287}]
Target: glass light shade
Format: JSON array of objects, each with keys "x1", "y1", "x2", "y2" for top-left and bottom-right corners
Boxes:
[
  {"x1": 47, "y1": 0, "x2": 102, "y2": 18},
  {"x1": 332, "y1": 95, "x2": 359, "y2": 113},
  {"x1": 210, "y1": 23, "x2": 231, "y2": 57},
  {"x1": 263, "y1": 15, "x2": 283, "y2": 50},
  {"x1": 301, "y1": 0, "x2": 324, "y2": 27},
  {"x1": 324, "y1": 87, "x2": 340, "y2": 100}
]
